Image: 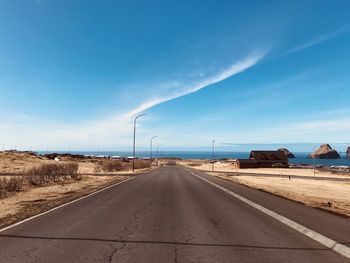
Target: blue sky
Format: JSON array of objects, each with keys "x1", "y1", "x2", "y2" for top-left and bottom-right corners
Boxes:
[{"x1": 1, "y1": 0, "x2": 350, "y2": 152}]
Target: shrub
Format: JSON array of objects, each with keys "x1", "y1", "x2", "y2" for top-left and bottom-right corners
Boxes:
[
  {"x1": 24, "y1": 162, "x2": 79, "y2": 186},
  {"x1": 94, "y1": 159, "x2": 151, "y2": 172},
  {"x1": 0, "y1": 176, "x2": 23, "y2": 197},
  {"x1": 187, "y1": 163, "x2": 201, "y2": 167},
  {"x1": 125, "y1": 160, "x2": 152, "y2": 170},
  {"x1": 95, "y1": 160, "x2": 124, "y2": 172},
  {"x1": 6, "y1": 176, "x2": 23, "y2": 192}
]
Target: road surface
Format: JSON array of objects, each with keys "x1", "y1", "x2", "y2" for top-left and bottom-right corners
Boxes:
[{"x1": 1, "y1": 166, "x2": 350, "y2": 262}]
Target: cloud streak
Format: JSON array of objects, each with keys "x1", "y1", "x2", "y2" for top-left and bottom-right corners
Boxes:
[
  {"x1": 124, "y1": 51, "x2": 266, "y2": 118},
  {"x1": 283, "y1": 23, "x2": 350, "y2": 56},
  {"x1": 0, "y1": 51, "x2": 266, "y2": 149},
  {"x1": 223, "y1": 116, "x2": 350, "y2": 144}
]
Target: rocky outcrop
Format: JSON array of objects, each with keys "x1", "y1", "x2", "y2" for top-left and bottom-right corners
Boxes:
[
  {"x1": 277, "y1": 148, "x2": 295, "y2": 158},
  {"x1": 309, "y1": 144, "x2": 340, "y2": 159},
  {"x1": 347, "y1": 146, "x2": 350, "y2": 159}
]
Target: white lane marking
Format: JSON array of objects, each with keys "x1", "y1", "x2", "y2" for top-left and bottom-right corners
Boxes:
[
  {"x1": 0, "y1": 176, "x2": 136, "y2": 233},
  {"x1": 190, "y1": 171, "x2": 350, "y2": 259}
]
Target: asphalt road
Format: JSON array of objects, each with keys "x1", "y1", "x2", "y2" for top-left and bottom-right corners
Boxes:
[{"x1": 1, "y1": 166, "x2": 350, "y2": 263}]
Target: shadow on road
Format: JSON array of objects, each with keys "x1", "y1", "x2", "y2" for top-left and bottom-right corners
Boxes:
[{"x1": 0, "y1": 234, "x2": 335, "y2": 251}]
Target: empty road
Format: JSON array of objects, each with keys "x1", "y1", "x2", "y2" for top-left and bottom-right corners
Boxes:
[{"x1": 1, "y1": 166, "x2": 350, "y2": 262}]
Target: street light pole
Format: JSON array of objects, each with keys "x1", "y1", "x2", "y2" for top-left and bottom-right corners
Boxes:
[
  {"x1": 150, "y1": 136, "x2": 158, "y2": 160},
  {"x1": 313, "y1": 145, "x2": 317, "y2": 176},
  {"x1": 212, "y1": 139, "x2": 215, "y2": 172},
  {"x1": 157, "y1": 144, "x2": 161, "y2": 160},
  {"x1": 132, "y1": 113, "x2": 147, "y2": 172}
]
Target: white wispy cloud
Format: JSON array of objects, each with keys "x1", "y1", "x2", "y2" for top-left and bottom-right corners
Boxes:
[
  {"x1": 224, "y1": 115, "x2": 350, "y2": 144},
  {"x1": 150, "y1": 102, "x2": 350, "y2": 147},
  {"x1": 0, "y1": 51, "x2": 266, "y2": 149},
  {"x1": 124, "y1": 51, "x2": 265, "y2": 118},
  {"x1": 283, "y1": 24, "x2": 350, "y2": 56}
]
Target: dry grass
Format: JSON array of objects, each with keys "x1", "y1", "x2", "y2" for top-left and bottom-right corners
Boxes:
[
  {"x1": 24, "y1": 162, "x2": 80, "y2": 186},
  {"x1": 94, "y1": 160, "x2": 152, "y2": 173},
  {"x1": 1, "y1": 163, "x2": 81, "y2": 198},
  {"x1": 0, "y1": 176, "x2": 24, "y2": 197},
  {"x1": 0, "y1": 151, "x2": 48, "y2": 173},
  {"x1": 187, "y1": 162, "x2": 202, "y2": 167},
  {"x1": 131, "y1": 160, "x2": 152, "y2": 169},
  {"x1": 94, "y1": 160, "x2": 124, "y2": 172}
]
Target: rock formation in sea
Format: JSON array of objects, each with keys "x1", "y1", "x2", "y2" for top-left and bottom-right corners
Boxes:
[
  {"x1": 347, "y1": 146, "x2": 350, "y2": 159},
  {"x1": 277, "y1": 148, "x2": 295, "y2": 158},
  {"x1": 309, "y1": 144, "x2": 340, "y2": 159}
]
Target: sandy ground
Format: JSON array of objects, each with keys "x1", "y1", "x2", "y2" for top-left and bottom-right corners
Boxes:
[
  {"x1": 0, "y1": 152, "x2": 51, "y2": 173},
  {"x1": 210, "y1": 173, "x2": 350, "y2": 217},
  {"x1": 0, "y1": 175, "x2": 129, "y2": 228},
  {"x1": 0, "y1": 152, "x2": 152, "y2": 175},
  {"x1": 179, "y1": 160, "x2": 350, "y2": 178},
  {"x1": 180, "y1": 160, "x2": 350, "y2": 217},
  {"x1": 0, "y1": 151, "x2": 94, "y2": 174}
]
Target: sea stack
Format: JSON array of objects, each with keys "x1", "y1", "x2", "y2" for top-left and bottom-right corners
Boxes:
[
  {"x1": 347, "y1": 146, "x2": 350, "y2": 159},
  {"x1": 309, "y1": 144, "x2": 340, "y2": 159},
  {"x1": 277, "y1": 148, "x2": 295, "y2": 158}
]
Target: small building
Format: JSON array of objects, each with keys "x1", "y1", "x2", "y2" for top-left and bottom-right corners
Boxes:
[
  {"x1": 233, "y1": 150, "x2": 289, "y2": 169},
  {"x1": 95, "y1": 155, "x2": 108, "y2": 159},
  {"x1": 233, "y1": 159, "x2": 258, "y2": 169}
]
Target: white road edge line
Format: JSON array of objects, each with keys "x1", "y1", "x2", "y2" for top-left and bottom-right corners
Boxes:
[
  {"x1": 189, "y1": 170, "x2": 350, "y2": 259},
  {"x1": 0, "y1": 176, "x2": 136, "y2": 233}
]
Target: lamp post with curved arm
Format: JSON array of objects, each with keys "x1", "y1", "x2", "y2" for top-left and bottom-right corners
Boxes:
[
  {"x1": 150, "y1": 136, "x2": 158, "y2": 160},
  {"x1": 132, "y1": 114, "x2": 147, "y2": 172}
]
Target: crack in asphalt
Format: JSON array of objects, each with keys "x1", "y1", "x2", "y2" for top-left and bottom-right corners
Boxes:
[
  {"x1": 107, "y1": 243, "x2": 125, "y2": 263},
  {"x1": 174, "y1": 246, "x2": 178, "y2": 263},
  {"x1": 107, "y1": 183, "x2": 156, "y2": 262},
  {"x1": 170, "y1": 170, "x2": 179, "y2": 263}
]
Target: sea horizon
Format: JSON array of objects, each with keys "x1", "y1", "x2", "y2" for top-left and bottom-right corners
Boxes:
[{"x1": 34, "y1": 150, "x2": 350, "y2": 167}]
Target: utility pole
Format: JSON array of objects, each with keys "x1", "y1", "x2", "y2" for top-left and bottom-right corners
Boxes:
[
  {"x1": 212, "y1": 139, "x2": 215, "y2": 172},
  {"x1": 132, "y1": 114, "x2": 147, "y2": 172},
  {"x1": 157, "y1": 144, "x2": 161, "y2": 159},
  {"x1": 150, "y1": 136, "x2": 158, "y2": 160},
  {"x1": 156, "y1": 144, "x2": 161, "y2": 166},
  {"x1": 313, "y1": 145, "x2": 317, "y2": 176}
]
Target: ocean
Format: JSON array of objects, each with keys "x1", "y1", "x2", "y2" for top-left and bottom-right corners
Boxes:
[{"x1": 38, "y1": 151, "x2": 350, "y2": 167}]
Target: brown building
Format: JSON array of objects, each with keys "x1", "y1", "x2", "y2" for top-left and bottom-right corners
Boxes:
[{"x1": 233, "y1": 150, "x2": 289, "y2": 169}]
